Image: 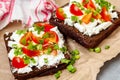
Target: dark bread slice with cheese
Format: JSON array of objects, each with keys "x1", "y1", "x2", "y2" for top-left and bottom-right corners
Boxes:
[
  {"x1": 4, "y1": 26, "x2": 71, "y2": 80},
  {"x1": 49, "y1": 4, "x2": 120, "y2": 48}
]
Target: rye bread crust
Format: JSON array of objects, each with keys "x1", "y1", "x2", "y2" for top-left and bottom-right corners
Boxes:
[
  {"x1": 4, "y1": 33, "x2": 70, "y2": 80},
  {"x1": 49, "y1": 7, "x2": 120, "y2": 48}
]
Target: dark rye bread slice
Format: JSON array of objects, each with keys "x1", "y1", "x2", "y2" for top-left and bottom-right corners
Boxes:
[
  {"x1": 49, "y1": 6, "x2": 120, "y2": 48},
  {"x1": 4, "y1": 32, "x2": 71, "y2": 80}
]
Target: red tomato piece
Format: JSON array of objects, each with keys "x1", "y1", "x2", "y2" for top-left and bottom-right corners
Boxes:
[
  {"x1": 100, "y1": 7, "x2": 111, "y2": 21},
  {"x1": 56, "y1": 8, "x2": 65, "y2": 20},
  {"x1": 36, "y1": 23, "x2": 54, "y2": 32},
  {"x1": 12, "y1": 57, "x2": 27, "y2": 68},
  {"x1": 44, "y1": 24, "x2": 54, "y2": 32},
  {"x1": 82, "y1": 0, "x2": 96, "y2": 9},
  {"x1": 22, "y1": 47, "x2": 40, "y2": 57},
  {"x1": 70, "y1": 4, "x2": 83, "y2": 16}
]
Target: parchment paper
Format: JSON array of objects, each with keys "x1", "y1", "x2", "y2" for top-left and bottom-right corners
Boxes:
[{"x1": 0, "y1": 0, "x2": 120, "y2": 80}]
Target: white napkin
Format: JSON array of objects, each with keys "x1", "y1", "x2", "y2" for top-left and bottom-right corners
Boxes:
[{"x1": 0, "y1": 0, "x2": 57, "y2": 30}]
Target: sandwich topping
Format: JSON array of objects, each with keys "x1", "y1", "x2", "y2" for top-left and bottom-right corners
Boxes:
[
  {"x1": 7, "y1": 23, "x2": 66, "y2": 73},
  {"x1": 56, "y1": 0, "x2": 118, "y2": 36}
]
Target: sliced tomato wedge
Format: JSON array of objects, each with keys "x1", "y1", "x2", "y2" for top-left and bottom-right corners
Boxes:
[
  {"x1": 82, "y1": 0, "x2": 96, "y2": 9},
  {"x1": 42, "y1": 31, "x2": 59, "y2": 43},
  {"x1": 20, "y1": 32, "x2": 32, "y2": 46},
  {"x1": 22, "y1": 47, "x2": 40, "y2": 57},
  {"x1": 100, "y1": 7, "x2": 111, "y2": 21},
  {"x1": 70, "y1": 4, "x2": 83, "y2": 16},
  {"x1": 56, "y1": 8, "x2": 66, "y2": 20},
  {"x1": 12, "y1": 57, "x2": 27, "y2": 68},
  {"x1": 36, "y1": 23, "x2": 54, "y2": 32}
]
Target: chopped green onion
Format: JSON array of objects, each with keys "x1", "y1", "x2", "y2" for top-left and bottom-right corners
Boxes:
[
  {"x1": 39, "y1": 39, "x2": 44, "y2": 44},
  {"x1": 30, "y1": 58, "x2": 36, "y2": 64},
  {"x1": 71, "y1": 16, "x2": 78, "y2": 22},
  {"x1": 27, "y1": 42, "x2": 37, "y2": 50},
  {"x1": 75, "y1": 55, "x2": 80, "y2": 60},
  {"x1": 89, "y1": 48, "x2": 94, "y2": 52},
  {"x1": 33, "y1": 24, "x2": 44, "y2": 34},
  {"x1": 14, "y1": 47, "x2": 23, "y2": 56},
  {"x1": 23, "y1": 56, "x2": 30, "y2": 64},
  {"x1": 44, "y1": 58, "x2": 48, "y2": 63},
  {"x1": 61, "y1": 58, "x2": 70, "y2": 64},
  {"x1": 54, "y1": 71, "x2": 62, "y2": 79},
  {"x1": 85, "y1": 9, "x2": 92, "y2": 14},
  {"x1": 46, "y1": 48, "x2": 52, "y2": 54},
  {"x1": 23, "y1": 55, "x2": 36, "y2": 64},
  {"x1": 105, "y1": 45, "x2": 110, "y2": 49},
  {"x1": 71, "y1": 49, "x2": 80, "y2": 55},
  {"x1": 94, "y1": 47, "x2": 101, "y2": 53},
  {"x1": 67, "y1": 65, "x2": 76, "y2": 73},
  {"x1": 16, "y1": 30, "x2": 27, "y2": 35},
  {"x1": 42, "y1": 32, "x2": 50, "y2": 39},
  {"x1": 60, "y1": 46, "x2": 67, "y2": 53},
  {"x1": 37, "y1": 44, "x2": 43, "y2": 50},
  {"x1": 91, "y1": 18, "x2": 95, "y2": 22},
  {"x1": 79, "y1": 20, "x2": 82, "y2": 24},
  {"x1": 20, "y1": 38, "x2": 27, "y2": 45},
  {"x1": 54, "y1": 44, "x2": 59, "y2": 50}
]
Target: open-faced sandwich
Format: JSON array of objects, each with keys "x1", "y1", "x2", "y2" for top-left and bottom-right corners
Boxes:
[
  {"x1": 50, "y1": 0, "x2": 120, "y2": 48},
  {"x1": 4, "y1": 23, "x2": 71, "y2": 80}
]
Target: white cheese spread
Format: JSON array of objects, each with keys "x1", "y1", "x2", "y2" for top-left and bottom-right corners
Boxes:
[
  {"x1": 8, "y1": 26, "x2": 65, "y2": 74},
  {"x1": 63, "y1": 0, "x2": 118, "y2": 36}
]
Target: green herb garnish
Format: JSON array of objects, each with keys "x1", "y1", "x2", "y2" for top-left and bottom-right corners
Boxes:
[
  {"x1": 91, "y1": 18, "x2": 95, "y2": 22},
  {"x1": 20, "y1": 38, "x2": 27, "y2": 45},
  {"x1": 23, "y1": 55, "x2": 36, "y2": 64},
  {"x1": 105, "y1": 45, "x2": 110, "y2": 49},
  {"x1": 54, "y1": 44, "x2": 59, "y2": 50},
  {"x1": 46, "y1": 47, "x2": 52, "y2": 54},
  {"x1": 42, "y1": 32, "x2": 50, "y2": 39},
  {"x1": 37, "y1": 44, "x2": 43, "y2": 50},
  {"x1": 27, "y1": 42, "x2": 37, "y2": 50},
  {"x1": 44, "y1": 58, "x2": 48, "y2": 63},
  {"x1": 85, "y1": 9, "x2": 92, "y2": 14},
  {"x1": 61, "y1": 58, "x2": 70, "y2": 64},
  {"x1": 60, "y1": 46, "x2": 67, "y2": 53},
  {"x1": 16, "y1": 30, "x2": 27, "y2": 35},
  {"x1": 94, "y1": 47, "x2": 101, "y2": 53},
  {"x1": 67, "y1": 64, "x2": 76, "y2": 73},
  {"x1": 71, "y1": 16, "x2": 78, "y2": 22},
  {"x1": 14, "y1": 47, "x2": 23, "y2": 56},
  {"x1": 33, "y1": 24, "x2": 44, "y2": 34},
  {"x1": 71, "y1": 49, "x2": 80, "y2": 55},
  {"x1": 54, "y1": 71, "x2": 62, "y2": 79}
]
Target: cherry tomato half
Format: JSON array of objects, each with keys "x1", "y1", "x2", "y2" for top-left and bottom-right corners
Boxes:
[
  {"x1": 56, "y1": 8, "x2": 65, "y2": 20},
  {"x1": 12, "y1": 57, "x2": 27, "y2": 68},
  {"x1": 36, "y1": 23, "x2": 54, "y2": 32},
  {"x1": 70, "y1": 4, "x2": 83, "y2": 16},
  {"x1": 100, "y1": 7, "x2": 111, "y2": 21},
  {"x1": 22, "y1": 47, "x2": 40, "y2": 57}
]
